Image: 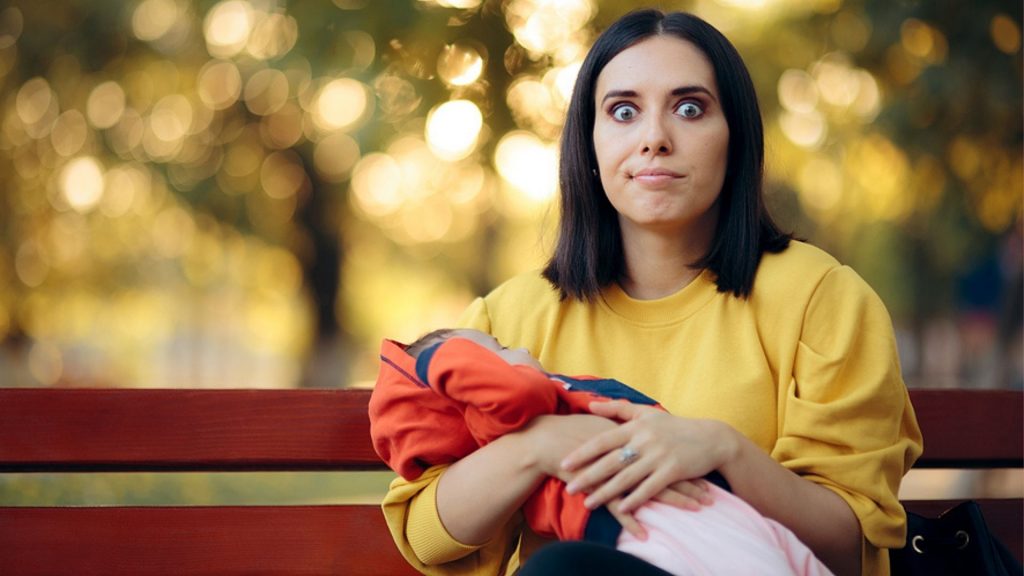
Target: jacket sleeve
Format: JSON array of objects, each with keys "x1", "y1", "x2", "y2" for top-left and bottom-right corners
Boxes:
[
  {"x1": 379, "y1": 297, "x2": 528, "y2": 572},
  {"x1": 419, "y1": 337, "x2": 560, "y2": 445},
  {"x1": 770, "y1": 266, "x2": 923, "y2": 575},
  {"x1": 369, "y1": 339, "x2": 478, "y2": 481}
]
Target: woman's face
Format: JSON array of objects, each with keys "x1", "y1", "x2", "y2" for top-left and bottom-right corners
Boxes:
[{"x1": 593, "y1": 35, "x2": 729, "y2": 245}]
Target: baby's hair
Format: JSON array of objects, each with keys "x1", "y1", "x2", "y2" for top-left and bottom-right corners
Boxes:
[{"x1": 406, "y1": 328, "x2": 457, "y2": 358}]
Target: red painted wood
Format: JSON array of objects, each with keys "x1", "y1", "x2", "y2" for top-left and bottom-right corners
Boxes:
[
  {"x1": 903, "y1": 499, "x2": 1023, "y2": 563},
  {"x1": 0, "y1": 505, "x2": 418, "y2": 576},
  {"x1": 0, "y1": 387, "x2": 1020, "y2": 574},
  {"x1": 1, "y1": 388, "x2": 1019, "y2": 470},
  {"x1": 0, "y1": 389, "x2": 382, "y2": 471},
  {"x1": 909, "y1": 389, "x2": 1023, "y2": 467}
]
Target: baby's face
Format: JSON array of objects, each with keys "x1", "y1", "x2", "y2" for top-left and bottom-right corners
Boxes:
[{"x1": 451, "y1": 329, "x2": 543, "y2": 370}]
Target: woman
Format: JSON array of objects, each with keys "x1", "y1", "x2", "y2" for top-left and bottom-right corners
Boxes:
[{"x1": 381, "y1": 9, "x2": 922, "y2": 576}]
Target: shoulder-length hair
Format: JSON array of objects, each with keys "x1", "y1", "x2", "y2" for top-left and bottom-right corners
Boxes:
[{"x1": 542, "y1": 9, "x2": 791, "y2": 301}]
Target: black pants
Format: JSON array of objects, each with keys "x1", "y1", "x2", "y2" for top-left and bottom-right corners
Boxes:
[{"x1": 518, "y1": 541, "x2": 673, "y2": 576}]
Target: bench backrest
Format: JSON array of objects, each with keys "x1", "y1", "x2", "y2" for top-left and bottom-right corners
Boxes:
[{"x1": 1, "y1": 388, "x2": 1020, "y2": 574}]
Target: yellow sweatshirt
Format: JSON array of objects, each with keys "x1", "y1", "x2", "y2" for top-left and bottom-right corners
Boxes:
[{"x1": 381, "y1": 241, "x2": 923, "y2": 575}]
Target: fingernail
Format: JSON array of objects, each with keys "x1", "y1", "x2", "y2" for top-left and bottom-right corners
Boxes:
[
  {"x1": 583, "y1": 497, "x2": 595, "y2": 509},
  {"x1": 565, "y1": 482, "x2": 578, "y2": 495}
]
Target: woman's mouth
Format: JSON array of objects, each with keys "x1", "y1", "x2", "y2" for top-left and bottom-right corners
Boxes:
[{"x1": 631, "y1": 168, "x2": 683, "y2": 185}]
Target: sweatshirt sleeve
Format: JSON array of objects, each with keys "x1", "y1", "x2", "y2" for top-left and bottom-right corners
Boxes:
[
  {"x1": 382, "y1": 465, "x2": 523, "y2": 574},
  {"x1": 771, "y1": 266, "x2": 923, "y2": 575}
]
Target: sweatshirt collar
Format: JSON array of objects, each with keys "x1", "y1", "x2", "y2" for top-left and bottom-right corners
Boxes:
[{"x1": 599, "y1": 269, "x2": 717, "y2": 325}]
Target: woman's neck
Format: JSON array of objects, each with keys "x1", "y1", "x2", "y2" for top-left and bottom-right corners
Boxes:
[{"x1": 618, "y1": 224, "x2": 710, "y2": 300}]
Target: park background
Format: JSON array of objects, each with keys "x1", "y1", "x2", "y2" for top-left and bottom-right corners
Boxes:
[{"x1": 0, "y1": 0, "x2": 1021, "y2": 510}]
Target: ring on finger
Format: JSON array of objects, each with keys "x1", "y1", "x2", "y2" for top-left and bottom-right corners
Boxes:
[{"x1": 619, "y1": 446, "x2": 640, "y2": 465}]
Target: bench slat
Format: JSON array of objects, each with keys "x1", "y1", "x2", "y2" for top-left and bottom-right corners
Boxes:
[
  {"x1": 910, "y1": 389, "x2": 1023, "y2": 468},
  {"x1": 0, "y1": 389, "x2": 383, "y2": 472},
  {"x1": 1, "y1": 501, "x2": 1018, "y2": 573},
  {"x1": 1, "y1": 388, "x2": 1020, "y2": 471},
  {"x1": 0, "y1": 505, "x2": 418, "y2": 576}
]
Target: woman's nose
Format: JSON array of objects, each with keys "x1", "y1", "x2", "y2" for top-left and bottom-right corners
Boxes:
[{"x1": 641, "y1": 116, "x2": 673, "y2": 155}]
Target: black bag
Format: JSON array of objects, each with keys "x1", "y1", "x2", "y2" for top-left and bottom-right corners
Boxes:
[{"x1": 890, "y1": 500, "x2": 1023, "y2": 576}]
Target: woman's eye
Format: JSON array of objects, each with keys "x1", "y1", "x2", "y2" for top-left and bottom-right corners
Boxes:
[
  {"x1": 676, "y1": 101, "x2": 704, "y2": 118},
  {"x1": 611, "y1": 104, "x2": 638, "y2": 121}
]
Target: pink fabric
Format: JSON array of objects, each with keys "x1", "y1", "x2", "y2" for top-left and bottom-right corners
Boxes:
[{"x1": 617, "y1": 484, "x2": 834, "y2": 576}]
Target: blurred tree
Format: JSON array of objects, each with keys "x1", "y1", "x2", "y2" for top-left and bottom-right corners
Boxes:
[{"x1": 0, "y1": 0, "x2": 1019, "y2": 389}]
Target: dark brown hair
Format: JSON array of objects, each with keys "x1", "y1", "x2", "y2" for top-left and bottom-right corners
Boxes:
[{"x1": 542, "y1": 9, "x2": 790, "y2": 300}]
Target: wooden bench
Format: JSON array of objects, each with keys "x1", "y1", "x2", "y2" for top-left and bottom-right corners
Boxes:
[{"x1": 1, "y1": 388, "x2": 1020, "y2": 575}]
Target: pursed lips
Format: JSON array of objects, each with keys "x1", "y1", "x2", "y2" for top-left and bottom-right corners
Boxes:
[{"x1": 630, "y1": 168, "x2": 684, "y2": 185}]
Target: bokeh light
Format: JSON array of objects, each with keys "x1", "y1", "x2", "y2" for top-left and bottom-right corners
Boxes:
[
  {"x1": 0, "y1": 7, "x2": 24, "y2": 49},
  {"x1": 991, "y1": 14, "x2": 1022, "y2": 54},
  {"x1": 352, "y1": 152, "x2": 403, "y2": 217},
  {"x1": 204, "y1": 0, "x2": 254, "y2": 58},
  {"x1": 495, "y1": 131, "x2": 557, "y2": 202},
  {"x1": 149, "y1": 94, "x2": 193, "y2": 144},
  {"x1": 437, "y1": 43, "x2": 484, "y2": 86},
  {"x1": 504, "y1": 0, "x2": 595, "y2": 58},
  {"x1": 51, "y1": 110, "x2": 88, "y2": 157},
  {"x1": 777, "y1": 69, "x2": 818, "y2": 114},
  {"x1": 244, "y1": 69, "x2": 290, "y2": 116},
  {"x1": 314, "y1": 132, "x2": 361, "y2": 183},
  {"x1": 61, "y1": 156, "x2": 106, "y2": 213},
  {"x1": 314, "y1": 78, "x2": 370, "y2": 131},
  {"x1": 779, "y1": 110, "x2": 826, "y2": 149},
  {"x1": 133, "y1": 0, "x2": 180, "y2": 42},
  {"x1": 425, "y1": 100, "x2": 482, "y2": 161},
  {"x1": 17, "y1": 77, "x2": 56, "y2": 128},
  {"x1": 260, "y1": 151, "x2": 307, "y2": 199},
  {"x1": 87, "y1": 82, "x2": 127, "y2": 129},
  {"x1": 197, "y1": 60, "x2": 242, "y2": 110},
  {"x1": 246, "y1": 13, "x2": 299, "y2": 61}
]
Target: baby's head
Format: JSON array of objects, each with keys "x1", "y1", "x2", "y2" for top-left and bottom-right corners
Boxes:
[{"x1": 406, "y1": 328, "x2": 543, "y2": 370}]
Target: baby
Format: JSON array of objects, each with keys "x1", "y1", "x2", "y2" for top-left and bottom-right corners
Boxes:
[{"x1": 370, "y1": 329, "x2": 833, "y2": 576}]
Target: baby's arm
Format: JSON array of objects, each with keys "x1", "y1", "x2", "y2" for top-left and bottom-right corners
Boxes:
[{"x1": 417, "y1": 338, "x2": 561, "y2": 444}]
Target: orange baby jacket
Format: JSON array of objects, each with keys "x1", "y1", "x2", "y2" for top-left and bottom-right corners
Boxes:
[{"x1": 368, "y1": 336, "x2": 665, "y2": 543}]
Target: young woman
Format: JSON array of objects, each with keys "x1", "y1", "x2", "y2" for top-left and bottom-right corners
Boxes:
[{"x1": 381, "y1": 10, "x2": 922, "y2": 576}]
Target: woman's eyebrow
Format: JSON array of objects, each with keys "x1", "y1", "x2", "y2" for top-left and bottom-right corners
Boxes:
[
  {"x1": 601, "y1": 89, "x2": 639, "y2": 103},
  {"x1": 672, "y1": 85, "x2": 716, "y2": 101},
  {"x1": 601, "y1": 85, "x2": 717, "y2": 104}
]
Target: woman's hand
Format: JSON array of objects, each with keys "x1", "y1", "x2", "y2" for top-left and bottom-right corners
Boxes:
[
  {"x1": 521, "y1": 413, "x2": 619, "y2": 481},
  {"x1": 522, "y1": 412, "x2": 714, "y2": 540},
  {"x1": 560, "y1": 400, "x2": 737, "y2": 514}
]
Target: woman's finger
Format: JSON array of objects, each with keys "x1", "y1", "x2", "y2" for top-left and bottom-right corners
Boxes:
[
  {"x1": 587, "y1": 400, "x2": 645, "y2": 421},
  {"x1": 612, "y1": 468, "x2": 675, "y2": 513},
  {"x1": 650, "y1": 485, "x2": 702, "y2": 512},
  {"x1": 669, "y1": 478, "x2": 713, "y2": 506},
  {"x1": 580, "y1": 452, "x2": 652, "y2": 509},
  {"x1": 566, "y1": 439, "x2": 644, "y2": 496},
  {"x1": 608, "y1": 497, "x2": 647, "y2": 541}
]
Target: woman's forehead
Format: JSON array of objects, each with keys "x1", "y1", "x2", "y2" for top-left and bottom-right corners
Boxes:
[{"x1": 595, "y1": 36, "x2": 718, "y2": 97}]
